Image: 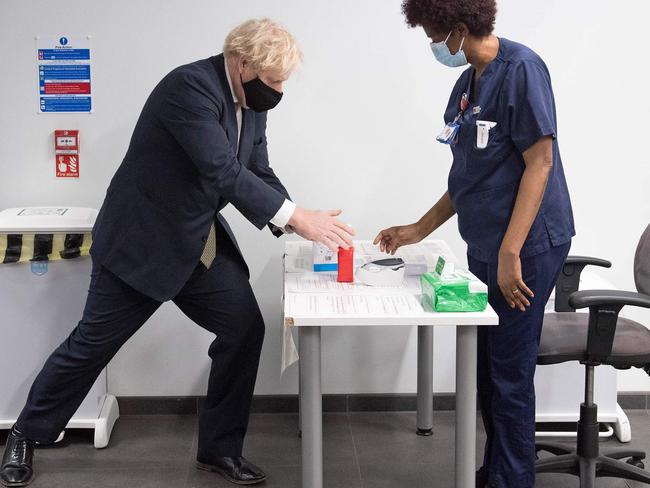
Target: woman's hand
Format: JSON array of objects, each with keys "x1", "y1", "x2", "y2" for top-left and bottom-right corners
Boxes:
[
  {"x1": 497, "y1": 250, "x2": 534, "y2": 311},
  {"x1": 373, "y1": 222, "x2": 425, "y2": 254}
]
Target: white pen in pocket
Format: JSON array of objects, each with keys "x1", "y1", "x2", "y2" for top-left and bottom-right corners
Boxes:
[{"x1": 476, "y1": 120, "x2": 497, "y2": 149}]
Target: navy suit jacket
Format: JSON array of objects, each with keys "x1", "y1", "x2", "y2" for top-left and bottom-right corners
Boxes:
[{"x1": 91, "y1": 54, "x2": 291, "y2": 301}]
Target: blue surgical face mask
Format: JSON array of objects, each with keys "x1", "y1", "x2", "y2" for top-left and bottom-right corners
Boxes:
[{"x1": 430, "y1": 30, "x2": 468, "y2": 68}]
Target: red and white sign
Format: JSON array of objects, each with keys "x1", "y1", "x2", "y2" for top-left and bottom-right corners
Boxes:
[
  {"x1": 54, "y1": 130, "x2": 79, "y2": 178},
  {"x1": 56, "y1": 154, "x2": 79, "y2": 178},
  {"x1": 44, "y1": 82, "x2": 91, "y2": 95}
]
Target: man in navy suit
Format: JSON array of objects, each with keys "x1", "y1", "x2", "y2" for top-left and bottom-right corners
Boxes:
[{"x1": 1, "y1": 18, "x2": 354, "y2": 487}]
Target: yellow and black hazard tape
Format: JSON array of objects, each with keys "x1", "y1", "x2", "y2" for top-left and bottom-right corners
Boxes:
[{"x1": 0, "y1": 233, "x2": 92, "y2": 264}]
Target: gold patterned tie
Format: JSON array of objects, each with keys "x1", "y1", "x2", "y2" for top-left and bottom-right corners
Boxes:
[{"x1": 200, "y1": 220, "x2": 217, "y2": 268}]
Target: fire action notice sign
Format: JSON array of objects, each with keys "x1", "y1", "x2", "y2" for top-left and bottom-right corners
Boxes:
[{"x1": 37, "y1": 35, "x2": 92, "y2": 113}]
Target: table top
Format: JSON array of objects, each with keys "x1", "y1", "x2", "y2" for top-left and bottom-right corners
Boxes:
[
  {"x1": 0, "y1": 207, "x2": 97, "y2": 233},
  {"x1": 283, "y1": 240, "x2": 499, "y2": 327}
]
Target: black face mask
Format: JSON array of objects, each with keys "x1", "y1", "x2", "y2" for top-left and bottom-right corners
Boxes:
[{"x1": 240, "y1": 75, "x2": 283, "y2": 112}]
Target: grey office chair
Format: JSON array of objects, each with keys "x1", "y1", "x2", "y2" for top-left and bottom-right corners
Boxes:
[{"x1": 534, "y1": 224, "x2": 650, "y2": 488}]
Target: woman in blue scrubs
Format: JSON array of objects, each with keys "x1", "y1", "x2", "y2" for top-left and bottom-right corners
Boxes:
[{"x1": 374, "y1": 1, "x2": 575, "y2": 487}]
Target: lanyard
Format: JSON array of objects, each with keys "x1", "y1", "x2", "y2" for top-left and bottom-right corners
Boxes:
[
  {"x1": 437, "y1": 74, "x2": 474, "y2": 146},
  {"x1": 452, "y1": 92, "x2": 469, "y2": 124},
  {"x1": 453, "y1": 68, "x2": 478, "y2": 123}
]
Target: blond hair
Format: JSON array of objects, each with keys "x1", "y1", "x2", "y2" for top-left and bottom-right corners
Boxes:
[{"x1": 224, "y1": 18, "x2": 302, "y2": 78}]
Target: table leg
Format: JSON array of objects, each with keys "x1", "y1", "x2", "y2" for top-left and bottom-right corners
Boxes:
[
  {"x1": 417, "y1": 325, "x2": 434, "y2": 436},
  {"x1": 298, "y1": 330, "x2": 302, "y2": 437},
  {"x1": 455, "y1": 325, "x2": 478, "y2": 488},
  {"x1": 300, "y1": 326, "x2": 323, "y2": 488}
]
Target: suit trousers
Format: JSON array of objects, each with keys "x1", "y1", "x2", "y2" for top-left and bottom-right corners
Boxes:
[{"x1": 16, "y1": 223, "x2": 264, "y2": 459}]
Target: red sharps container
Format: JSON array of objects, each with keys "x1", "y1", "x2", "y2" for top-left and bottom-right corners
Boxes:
[{"x1": 337, "y1": 246, "x2": 354, "y2": 282}]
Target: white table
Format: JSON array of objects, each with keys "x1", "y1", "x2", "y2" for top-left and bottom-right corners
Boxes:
[{"x1": 282, "y1": 241, "x2": 499, "y2": 488}]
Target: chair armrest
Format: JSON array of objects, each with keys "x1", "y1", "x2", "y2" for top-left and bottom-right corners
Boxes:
[
  {"x1": 567, "y1": 290, "x2": 650, "y2": 364},
  {"x1": 569, "y1": 290, "x2": 650, "y2": 310},
  {"x1": 554, "y1": 255, "x2": 612, "y2": 312},
  {"x1": 564, "y1": 256, "x2": 612, "y2": 269}
]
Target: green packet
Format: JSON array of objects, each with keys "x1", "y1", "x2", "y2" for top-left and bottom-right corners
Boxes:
[{"x1": 420, "y1": 257, "x2": 488, "y2": 312}]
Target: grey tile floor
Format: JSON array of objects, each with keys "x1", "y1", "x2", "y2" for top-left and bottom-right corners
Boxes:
[{"x1": 1, "y1": 409, "x2": 649, "y2": 487}]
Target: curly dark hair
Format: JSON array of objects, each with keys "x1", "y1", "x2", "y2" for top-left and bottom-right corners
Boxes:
[{"x1": 402, "y1": 0, "x2": 497, "y2": 37}]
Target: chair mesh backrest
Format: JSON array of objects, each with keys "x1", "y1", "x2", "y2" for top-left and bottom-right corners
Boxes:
[{"x1": 634, "y1": 223, "x2": 650, "y2": 295}]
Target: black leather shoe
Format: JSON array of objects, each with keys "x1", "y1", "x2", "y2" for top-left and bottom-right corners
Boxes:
[
  {"x1": 196, "y1": 456, "x2": 266, "y2": 485},
  {"x1": 1, "y1": 426, "x2": 34, "y2": 487}
]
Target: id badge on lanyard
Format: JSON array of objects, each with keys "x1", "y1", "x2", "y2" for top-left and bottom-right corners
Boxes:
[{"x1": 436, "y1": 92, "x2": 469, "y2": 146}]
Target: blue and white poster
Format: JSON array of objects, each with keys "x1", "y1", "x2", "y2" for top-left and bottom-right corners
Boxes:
[{"x1": 36, "y1": 35, "x2": 92, "y2": 113}]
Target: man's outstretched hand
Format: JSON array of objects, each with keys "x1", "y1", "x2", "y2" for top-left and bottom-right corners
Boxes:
[{"x1": 288, "y1": 207, "x2": 355, "y2": 251}]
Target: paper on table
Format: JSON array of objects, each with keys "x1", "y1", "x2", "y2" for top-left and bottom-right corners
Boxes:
[
  {"x1": 284, "y1": 293, "x2": 423, "y2": 316},
  {"x1": 285, "y1": 272, "x2": 422, "y2": 294},
  {"x1": 281, "y1": 292, "x2": 425, "y2": 372},
  {"x1": 280, "y1": 240, "x2": 457, "y2": 373},
  {"x1": 282, "y1": 323, "x2": 299, "y2": 373}
]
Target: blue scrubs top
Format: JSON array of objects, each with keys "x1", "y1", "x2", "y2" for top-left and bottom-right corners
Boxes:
[{"x1": 445, "y1": 38, "x2": 575, "y2": 262}]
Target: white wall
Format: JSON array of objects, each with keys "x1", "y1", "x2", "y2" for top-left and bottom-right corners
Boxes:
[{"x1": 1, "y1": 0, "x2": 648, "y2": 395}]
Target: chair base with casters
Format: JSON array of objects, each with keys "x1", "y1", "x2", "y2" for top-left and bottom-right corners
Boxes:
[{"x1": 535, "y1": 366, "x2": 650, "y2": 487}]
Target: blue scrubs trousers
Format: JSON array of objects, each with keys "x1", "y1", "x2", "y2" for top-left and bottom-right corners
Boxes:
[{"x1": 468, "y1": 241, "x2": 571, "y2": 488}]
